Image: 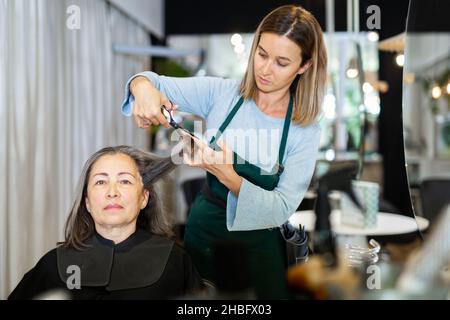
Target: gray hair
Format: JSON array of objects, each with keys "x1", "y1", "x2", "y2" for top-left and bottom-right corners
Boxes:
[{"x1": 61, "y1": 145, "x2": 176, "y2": 250}]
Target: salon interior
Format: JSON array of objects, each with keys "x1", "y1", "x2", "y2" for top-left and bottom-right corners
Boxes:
[{"x1": 1, "y1": 0, "x2": 449, "y2": 300}]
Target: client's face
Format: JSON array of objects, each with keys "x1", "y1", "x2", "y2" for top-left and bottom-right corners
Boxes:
[{"x1": 85, "y1": 153, "x2": 149, "y2": 230}]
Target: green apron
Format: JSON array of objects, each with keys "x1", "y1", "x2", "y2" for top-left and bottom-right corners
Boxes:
[{"x1": 184, "y1": 95, "x2": 293, "y2": 299}]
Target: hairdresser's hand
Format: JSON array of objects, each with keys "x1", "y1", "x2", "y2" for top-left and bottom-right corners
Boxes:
[
  {"x1": 183, "y1": 137, "x2": 242, "y2": 196},
  {"x1": 130, "y1": 76, "x2": 177, "y2": 129}
]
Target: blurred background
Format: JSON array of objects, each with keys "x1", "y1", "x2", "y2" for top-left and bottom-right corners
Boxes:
[{"x1": 1, "y1": 0, "x2": 449, "y2": 299}]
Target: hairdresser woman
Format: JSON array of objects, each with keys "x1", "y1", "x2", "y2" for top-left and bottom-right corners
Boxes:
[{"x1": 121, "y1": 5, "x2": 326, "y2": 299}]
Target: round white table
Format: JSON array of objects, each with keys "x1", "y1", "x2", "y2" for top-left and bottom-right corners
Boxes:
[{"x1": 288, "y1": 210, "x2": 429, "y2": 236}]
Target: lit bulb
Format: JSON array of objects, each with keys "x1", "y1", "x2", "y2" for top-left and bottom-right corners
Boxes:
[
  {"x1": 404, "y1": 73, "x2": 415, "y2": 84},
  {"x1": 395, "y1": 54, "x2": 405, "y2": 67},
  {"x1": 230, "y1": 34, "x2": 243, "y2": 46},
  {"x1": 447, "y1": 82, "x2": 450, "y2": 95},
  {"x1": 346, "y1": 68, "x2": 359, "y2": 79},
  {"x1": 363, "y1": 82, "x2": 374, "y2": 93},
  {"x1": 367, "y1": 31, "x2": 379, "y2": 42},
  {"x1": 234, "y1": 43, "x2": 245, "y2": 55},
  {"x1": 325, "y1": 149, "x2": 335, "y2": 161},
  {"x1": 432, "y1": 85, "x2": 442, "y2": 99}
]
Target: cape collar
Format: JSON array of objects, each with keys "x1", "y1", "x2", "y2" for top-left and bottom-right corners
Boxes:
[{"x1": 56, "y1": 229, "x2": 174, "y2": 291}]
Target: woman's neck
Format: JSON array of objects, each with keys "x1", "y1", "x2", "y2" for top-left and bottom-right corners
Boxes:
[
  {"x1": 255, "y1": 89, "x2": 290, "y2": 117},
  {"x1": 95, "y1": 223, "x2": 137, "y2": 244}
]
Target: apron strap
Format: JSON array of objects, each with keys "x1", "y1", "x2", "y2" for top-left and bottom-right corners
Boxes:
[
  {"x1": 276, "y1": 94, "x2": 294, "y2": 172},
  {"x1": 201, "y1": 183, "x2": 227, "y2": 209},
  {"x1": 210, "y1": 96, "x2": 244, "y2": 145},
  {"x1": 210, "y1": 94, "x2": 294, "y2": 174}
]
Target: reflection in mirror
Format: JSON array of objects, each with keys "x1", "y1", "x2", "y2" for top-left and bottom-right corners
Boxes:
[{"x1": 403, "y1": 0, "x2": 450, "y2": 227}]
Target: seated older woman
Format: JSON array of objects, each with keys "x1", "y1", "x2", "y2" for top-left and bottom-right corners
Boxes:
[{"x1": 9, "y1": 146, "x2": 203, "y2": 299}]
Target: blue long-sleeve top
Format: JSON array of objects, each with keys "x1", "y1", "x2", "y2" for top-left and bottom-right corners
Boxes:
[{"x1": 121, "y1": 72, "x2": 321, "y2": 231}]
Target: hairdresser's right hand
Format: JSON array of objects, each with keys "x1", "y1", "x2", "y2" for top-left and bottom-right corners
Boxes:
[{"x1": 130, "y1": 76, "x2": 175, "y2": 129}]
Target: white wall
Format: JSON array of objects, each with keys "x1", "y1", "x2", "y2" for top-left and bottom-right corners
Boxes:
[
  {"x1": 168, "y1": 34, "x2": 254, "y2": 78},
  {"x1": 110, "y1": 0, "x2": 164, "y2": 38}
]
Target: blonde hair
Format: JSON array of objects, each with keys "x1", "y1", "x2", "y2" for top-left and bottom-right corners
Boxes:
[{"x1": 240, "y1": 5, "x2": 327, "y2": 125}]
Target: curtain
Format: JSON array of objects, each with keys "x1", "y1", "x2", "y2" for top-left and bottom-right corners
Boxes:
[{"x1": 0, "y1": 0, "x2": 150, "y2": 298}]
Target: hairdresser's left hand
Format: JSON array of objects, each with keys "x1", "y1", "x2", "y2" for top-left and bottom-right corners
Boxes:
[{"x1": 183, "y1": 137, "x2": 242, "y2": 196}]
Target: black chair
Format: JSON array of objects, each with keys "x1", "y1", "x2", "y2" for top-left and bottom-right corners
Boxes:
[
  {"x1": 296, "y1": 193, "x2": 316, "y2": 211},
  {"x1": 420, "y1": 179, "x2": 450, "y2": 225},
  {"x1": 182, "y1": 177, "x2": 206, "y2": 215},
  {"x1": 177, "y1": 177, "x2": 206, "y2": 241}
]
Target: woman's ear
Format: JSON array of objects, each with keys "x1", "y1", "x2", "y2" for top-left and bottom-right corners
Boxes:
[
  {"x1": 141, "y1": 190, "x2": 150, "y2": 209},
  {"x1": 85, "y1": 197, "x2": 91, "y2": 213},
  {"x1": 297, "y1": 60, "x2": 312, "y2": 75}
]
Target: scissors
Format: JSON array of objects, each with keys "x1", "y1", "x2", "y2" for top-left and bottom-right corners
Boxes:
[
  {"x1": 161, "y1": 105, "x2": 199, "y2": 157},
  {"x1": 161, "y1": 105, "x2": 196, "y2": 138}
]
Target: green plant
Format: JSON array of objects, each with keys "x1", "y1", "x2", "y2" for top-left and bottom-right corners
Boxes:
[
  {"x1": 149, "y1": 58, "x2": 192, "y2": 150},
  {"x1": 152, "y1": 58, "x2": 191, "y2": 77}
]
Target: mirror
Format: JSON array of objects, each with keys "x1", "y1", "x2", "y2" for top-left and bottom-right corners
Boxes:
[{"x1": 403, "y1": 0, "x2": 450, "y2": 225}]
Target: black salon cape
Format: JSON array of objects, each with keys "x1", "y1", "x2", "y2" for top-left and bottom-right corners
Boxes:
[{"x1": 8, "y1": 229, "x2": 203, "y2": 300}]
